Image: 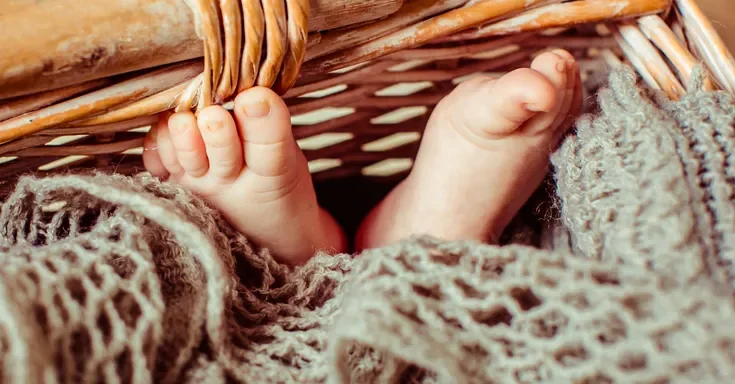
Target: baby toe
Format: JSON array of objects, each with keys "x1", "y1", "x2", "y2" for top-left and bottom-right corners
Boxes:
[
  {"x1": 154, "y1": 114, "x2": 185, "y2": 177},
  {"x1": 522, "y1": 50, "x2": 572, "y2": 135},
  {"x1": 531, "y1": 50, "x2": 570, "y2": 92},
  {"x1": 439, "y1": 70, "x2": 557, "y2": 144},
  {"x1": 547, "y1": 50, "x2": 579, "y2": 126},
  {"x1": 142, "y1": 124, "x2": 169, "y2": 179}
]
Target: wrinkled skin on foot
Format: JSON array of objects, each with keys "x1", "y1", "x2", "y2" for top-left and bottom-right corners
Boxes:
[
  {"x1": 355, "y1": 49, "x2": 582, "y2": 251},
  {"x1": 143, "y1": 49, "x2": 582, "y2": 261},
  {"x1": 143, "y1": 87, "x2": 346, "y2": 265}
]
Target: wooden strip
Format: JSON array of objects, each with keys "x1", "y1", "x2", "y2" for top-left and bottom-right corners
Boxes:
[
  {"x1": 7, "y1": 137, "x2": 144, "y2": 157},
  {"x1": 353, "y1": 93, "x2": 445, "y2": 109},
  {"x1": 214, "y1": 0, "x2": 243, "y2": 102},
  {"x1": 278, "y1": 0, "x2": 312, "y2": 91},
  {"x1": 305, "y1": 139, "x2": 363, "y2": 159},
  {"x1": 449, "y1": 0, "x2": 672, "y2": 40},
  {"x1": 190, "y1": 0, "x2": 224, "y2": 110},
  {"x1": 238, "y1": 0, "x2": 265, "y2": 92},
  {"x1": 284, "y1": 60, "x2": 399, "y2": 98},
  {"x1": 607, "y1": 37, "x2": 662, "y2": 91},
  {"x1": 340, "y1": 143, "x2": 422, "y2": 166},
  {"x1": 305, "y1": 0, "x2": 467, "y2": 62},
  {"x1": 0, "y1": 62, "x2": 202, "y2": 144},
  {"x1": 292, "y1": 111, "x2": 383, "y2": 139},
  {"x1": 613, "y1": 22, "x2": 684, "y2": 99},
  {"x1": 40, "y1": 116, "x2": 158, "y2": 136},
  {"x1": 525, "y1": 35, "x2": 618, "y2": 49},
  {"x1": 287, "y1": 85, "x2": 384, "y2": 115},
  {"x1": 0, "y1": 79, "x2": 109, "y2": 122},
  {"x1": 676, "y1": 0, "x2": 735, "y2": 93},
  {"x1": 301, "y1": 0, "x2": 554, "y2": 76},
  {"x1": 0, "y1": 157, "x2": 62, "y2": 177},
  {"x1": 350, "y1": 55, "x2": 527, "y2": 84},
  {"x1": 257, "y1": 0, "x2": 289, "y2": 88},
  {"x1": 0, "y1": 136, "x2": 52, "y2": 157},
  {"x1": 382, "y1": 34, "x2": 530, "y2": 61},
  {"x1": 309, "y1": 0, "x2": 404, "y2": 37},
  {"x1": 0, "y1": 0, "x2": 404, "y2": 100},
  {"x1": 359, "y1": 115, "x2": 430, "y2": 135},
  {"x1": 73, "y1": 81, "x2": 192, "y2": 126},
  {"x1": 637, "y1": 15, "x2": 715, "y2": 91},
  {"x1": 0, "y1": 0, "x2": 201, "y2": 100}
]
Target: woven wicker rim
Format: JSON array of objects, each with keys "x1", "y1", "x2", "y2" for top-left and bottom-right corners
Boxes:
[{"x1": 0, "y1": 0, "x2": 734, "y2": 183}]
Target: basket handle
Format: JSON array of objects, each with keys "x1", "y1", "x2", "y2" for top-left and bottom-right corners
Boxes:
[{"x1": 183, "y1": 0, "x2": 309, "y2": 112}]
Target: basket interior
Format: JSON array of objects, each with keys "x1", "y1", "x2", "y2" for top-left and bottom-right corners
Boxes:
[
  {"x1": 1, "y1": 0, "x2": 734, "y2": 230},
  {"x1": 0, "y1": 30, "x2": 614, "y2": 182}
]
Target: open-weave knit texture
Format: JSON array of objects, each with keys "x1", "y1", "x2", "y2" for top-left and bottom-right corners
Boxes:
[{"x1": 1, "y1": 67, "x2": 735, "y2": 383}]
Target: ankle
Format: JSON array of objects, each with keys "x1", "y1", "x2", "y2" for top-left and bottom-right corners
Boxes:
[{"x1": 316, "y1": 208, "x2": 347, "y2": 255}]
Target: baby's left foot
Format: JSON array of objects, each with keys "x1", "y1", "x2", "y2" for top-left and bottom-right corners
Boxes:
[
  {"x1": 356, "y1": 50, "x2": 582, "y2": 250},
  {"x1": 142, "y1": 87, "x2": 345, "y2": 264}
]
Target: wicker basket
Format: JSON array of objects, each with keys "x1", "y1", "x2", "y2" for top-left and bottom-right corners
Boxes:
[{"x1": 0, "y1": 0, "x2": 733, "y2": 210}]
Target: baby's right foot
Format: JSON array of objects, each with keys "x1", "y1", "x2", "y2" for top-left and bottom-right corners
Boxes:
[
  {"x1": 356, "y1": 50, "x2": 581, "y2": 250},
  {"x1": 142, "y1": 87, "x2": 346, "y2": 265}
]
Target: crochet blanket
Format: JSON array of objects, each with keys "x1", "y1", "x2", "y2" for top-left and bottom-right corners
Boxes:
[{"x1": 1, "y1": 68, "x2": 734, "y2": 384}]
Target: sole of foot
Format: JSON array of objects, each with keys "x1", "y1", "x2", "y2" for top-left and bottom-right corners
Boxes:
[
  {"x1": 355, "y1": 49, "x2": 582, "y2": 250},
  {"x1": 143, "y1": 87, "x2": 346, "y2": 265}
]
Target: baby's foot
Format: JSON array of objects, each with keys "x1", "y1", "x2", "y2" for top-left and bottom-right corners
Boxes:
[
  {"x1": 355, "y1": 50, "x2": 581, "y2": 250},
  {"x1": 142, "y1": 87, "x2": 346, "y2": 264}
]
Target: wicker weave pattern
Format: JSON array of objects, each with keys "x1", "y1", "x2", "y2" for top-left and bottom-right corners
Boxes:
[{"x1": 0, "y1": 0, "x2": 733, "y2": 185}]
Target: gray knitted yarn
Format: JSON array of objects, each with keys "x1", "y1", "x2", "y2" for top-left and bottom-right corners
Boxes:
[
  {"x1": 0, "y1": 67, "x2": 733, "y2": 383},
  {"x1": 554, "y1": 67, "x2": 735, "y2": 292}
]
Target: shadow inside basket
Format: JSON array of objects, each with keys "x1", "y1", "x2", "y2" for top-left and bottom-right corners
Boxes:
[{"x1": 0, "y1": 0, "x2": 734, "y2": 245}]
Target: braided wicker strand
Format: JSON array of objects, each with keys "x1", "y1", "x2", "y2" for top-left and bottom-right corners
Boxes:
[
  {"x1": 180, "y1": 0, "x2": 310, "y2": 111},
  {"x1": 0, "y1": 0, "x2": 312, "y2": 142},
  {"x1": 239, "y1": 0, "x2": 266, "y2": 93}
]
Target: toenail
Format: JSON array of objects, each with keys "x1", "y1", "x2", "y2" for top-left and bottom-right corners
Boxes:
[
  {"x1": 242, "y1": 98, "x2": 271, "y2": 118},
  {"x1": 203, "y1": 117, "x2": 224, "y2": 131},
  {"x1": 170, "y1": 114, "x2": 190, "y2": 132},
  {"x1": 523, "y1": 102, "x2": 548, "y2": 113},
  {"x1": 555, "y1": 60, "x2": 566, "y2": 73},
  {"x1": 173, "y1": 122, "x2": 189, "y2": 132}
]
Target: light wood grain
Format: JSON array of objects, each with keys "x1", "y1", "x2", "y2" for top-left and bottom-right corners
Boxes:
[
  {"x1": 697, "y1": 0, "x2": 735, "y2": 51},
  {"x1": 0, "y1": 0, "x2": 404, "y2": 100}
]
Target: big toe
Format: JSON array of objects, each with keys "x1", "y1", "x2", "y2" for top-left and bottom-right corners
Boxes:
[
  {"x1": 232, "y1": 87, "x2": 304, "y2": 178},
  {"x1": 523, "y1": 50, "x2": 577, "y2": 135},
  {"x1": 439, "y1": 68, "x2": 558, "y2": 148}
]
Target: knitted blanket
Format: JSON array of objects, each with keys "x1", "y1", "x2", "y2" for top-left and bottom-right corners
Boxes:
[{"x1": 1, "y1": 67, "x2": 734, "y2": 384}]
